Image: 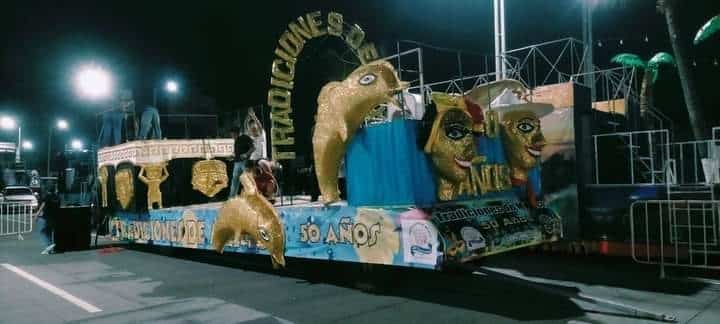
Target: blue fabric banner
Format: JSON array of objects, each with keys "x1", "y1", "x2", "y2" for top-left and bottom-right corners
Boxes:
[{"x1": 346, "y1": 120, "x2": 437, "y2": 206}]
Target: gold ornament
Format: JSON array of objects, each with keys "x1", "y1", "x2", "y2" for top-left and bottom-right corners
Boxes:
[
  {"x1": 353, "y1": 209, "x2": 400, "y2": 265},
  {"x1": 212, "y1": 171, "x2": 286, "y2": 268},
  {"x1": 178, "y1": 210, "x2": 203, "y2": 249},
  {"x1": 138, "y1": 163, "x2": 169, "y2": 210},
  {"x1": 500, "y1": 110, "x2": 548, "y2": 182},
  {"x1": 114, "y1": 168, "x2": 135, "y2": 210},
  {"x1": 424, "y1": 92, "x2": 482, "y2": 201},
  {"x1": 191, "y1": 160, "x2": 229, "y2": 198},
  {"x1": 98, "y1": 166, "x2": 109, "y2": 207},
  {"x1": 313, "y1": 60, "x2": 407, "y2": 204},
  {"x1": 445, "y1": 232, "x2": 466, "y2": 258}
]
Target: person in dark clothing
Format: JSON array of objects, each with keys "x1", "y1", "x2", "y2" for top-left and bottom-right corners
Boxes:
[
  {"x1": 37, "y1": 192, "x2": 60, "y2": 254},
  {"x1": 229, "y1": 126, "x2": 254, "y2": 197}
]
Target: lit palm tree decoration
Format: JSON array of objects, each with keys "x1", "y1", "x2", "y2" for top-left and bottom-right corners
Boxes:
[
  {"x1": 611, "y1": 52, "x2": 676, "y2": 121},
  {"x1": 694, "y1": 15, "x2": 720, "y2": 45}
]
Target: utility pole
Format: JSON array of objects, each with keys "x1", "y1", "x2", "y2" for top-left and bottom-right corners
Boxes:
[
  {"x1": 46, "y1": 127, "x2": 52, "y2": 176},
  {"x1": 15, "y1": 126, "x2": 21, "y2": 163},
  {"x1": 582, "y1": 1, "x2": 596, "y2": 101},
  {"x1": 493, "y1": 0, "x2": 507, "y2": 81}
]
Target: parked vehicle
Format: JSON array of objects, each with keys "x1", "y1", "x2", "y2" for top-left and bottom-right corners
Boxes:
[{"x1": 0, "y1": 186, "x2": 39, "y2": 210}]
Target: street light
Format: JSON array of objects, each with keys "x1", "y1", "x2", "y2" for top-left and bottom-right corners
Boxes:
[
  {"x1": 57, "y1": 119, "x2": 69, "y2": 130},
  {"x1": 71, "y1": 139, "x2": 83, "y2": 151},
  {"x1": 74, "y1": 65, "x2": 113, "y2": 100},
  {"x1": 47, "y1": 119, "x2": 69, "y2": 176},
  {"x1": 0, "y1": 116, "x2": 16, "y2": 129},
  {"x1": 22, "y1": 140, "x2": 32, "y2": 150},
  {"x1": 153, "y1": 79, "x2": 179, "y2": 107},
  {"x1": 0, "y1": 116, "x2": 22, "y2": 163},
  {"x1": 165, "y1": 80, "x2": 179, "y2": 93}
]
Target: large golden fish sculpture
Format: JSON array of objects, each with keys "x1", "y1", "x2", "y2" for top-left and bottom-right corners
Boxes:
[
  {"x1": 313, "y1": 60, "x2": 408, "y2": 204},
  {"x1": 212, "y1": 171, "x2": 286, "y2": 268}
]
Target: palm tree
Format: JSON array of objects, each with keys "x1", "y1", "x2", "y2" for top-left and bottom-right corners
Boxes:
[
  {"x1": 657, "y1": 0, "x2": 706, "y2": 139},
  {"x1": 611, "y1": 52, "x2": 675, "y2": 125},
  {"x1": 694, "y1": 14, "x2": 720, "y2": 45}
]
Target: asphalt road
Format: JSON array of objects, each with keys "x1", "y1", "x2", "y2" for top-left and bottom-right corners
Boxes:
[{"x1": 1, "y1": 230, "x2": 719, "y2": 324}]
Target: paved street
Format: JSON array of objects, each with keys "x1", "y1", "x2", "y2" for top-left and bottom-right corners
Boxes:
[{"x1": 1, "y1": 230, "x2": 718, "y2": 324}]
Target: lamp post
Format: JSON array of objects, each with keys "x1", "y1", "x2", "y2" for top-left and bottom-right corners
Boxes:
[
  {"x1": 47, "y1": 119, "x2": 69, "y2": 176},
  {"x1": 1, "y1": 116, "x2": 22, "y2": 163},
  {"x1": 582, "y1": 0, "x2": 596, "y2": 101}
]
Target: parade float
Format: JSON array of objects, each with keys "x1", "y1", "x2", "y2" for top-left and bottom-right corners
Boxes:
[{"x1": 102, "y1": 11, "x2": 576, "y2": 270}]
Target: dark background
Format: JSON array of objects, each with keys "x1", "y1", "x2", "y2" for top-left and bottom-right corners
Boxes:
[{"x1": 1, "y1": 0, "x2": 719, "y2": 170}]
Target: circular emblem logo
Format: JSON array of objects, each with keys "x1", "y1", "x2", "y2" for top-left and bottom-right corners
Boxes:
[
  {"x1": 461, "y1": 226, "x2": 486, "y2": 251},
  {"x1": 408, "y1": 222, "x2": 433, "y2": 256}
]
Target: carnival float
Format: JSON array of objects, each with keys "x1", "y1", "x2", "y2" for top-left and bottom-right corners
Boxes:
[{"x1": 102, "y1": 11, "x2": 574, "y2": 270}]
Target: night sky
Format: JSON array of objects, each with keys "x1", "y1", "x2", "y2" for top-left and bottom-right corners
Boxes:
[{"x1": 1, "y1": 0, "x2": 719, "y2": 169}]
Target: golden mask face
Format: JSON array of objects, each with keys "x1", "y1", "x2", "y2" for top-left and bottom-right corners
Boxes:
[
  {"x1": 115, "y1": 168, "x2": 134, "y2": 210},
  {"x1": 501, "y1": 110, "x2": 546, "y2": 172},
  {"x1": 192, "y1": 160, "x2": 229, "y2": 198},
  {"x1": 430, "y1": 109, "x2": 476, "y2": 183}
]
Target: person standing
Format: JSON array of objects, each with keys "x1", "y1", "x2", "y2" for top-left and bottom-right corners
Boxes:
[
  {"x1": 36, "y1": 192, "x2": 59, "y2": 254},
  {"x1": 138, "y1": 105, "x2": 162, "y2": 140},
  {"x1": 228, "y1": 126, "x2": 254, "y2": 197},
  {"x1": 246, "y1": 118, "x2": 267, "y2": 161}
]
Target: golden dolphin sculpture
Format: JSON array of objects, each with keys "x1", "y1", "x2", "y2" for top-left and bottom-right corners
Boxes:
[
  {"x1": 212, "y1": 171, "x2": 286, "y2": 268},
  {"x1": 313, "y1": 60, "x2": 407, "y2": 204}
]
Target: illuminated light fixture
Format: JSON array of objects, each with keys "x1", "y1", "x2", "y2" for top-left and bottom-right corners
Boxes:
[
  {"x1": 75, "y1": 65, "x2": 112, "y2": 100},
  {"x1": 0, "y1": 116, "x2": 16, "y2": 129},
  {"x1": 57, "y1": 119, "x2": 69, "y2": 130},
  {"x1": 71, "y1": 139, "x2": 83, "y2": 150},
  {"x1": 165, "y1": 80, "x2": 179, "y2": 93}
]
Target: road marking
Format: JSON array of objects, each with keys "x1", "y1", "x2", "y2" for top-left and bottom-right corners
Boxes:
[{"x1": 1, "y1": 263, "x2": 102, "y2": 313}]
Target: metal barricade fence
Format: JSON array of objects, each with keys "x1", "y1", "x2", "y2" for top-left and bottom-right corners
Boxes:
[
  {"x1": 0, "y1": 202, "x2": 34, "y2": 240},
  {"x1": 630, "y1": 200, "x2": 720, "y2": 277}
]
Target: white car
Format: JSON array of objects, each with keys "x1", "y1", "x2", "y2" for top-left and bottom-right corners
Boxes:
[{"x1": 0, "y1": 186, "x2": 39, "y2": 210}]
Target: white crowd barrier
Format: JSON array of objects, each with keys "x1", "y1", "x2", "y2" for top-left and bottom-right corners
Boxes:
[
  {"x1": 0, "y1": 202, "x2": 35, "y2": 240},
  {"x1": 631, "y1": 200, "x2": 720, "y2": 278}
]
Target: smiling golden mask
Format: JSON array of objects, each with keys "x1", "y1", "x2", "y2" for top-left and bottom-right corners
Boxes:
[
  {"x1": 501, "y1": 110, "x2": 547, "y2": 182},
  {"x1": 425, "y1": 93, "x2": 481, "y2": 201}
]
